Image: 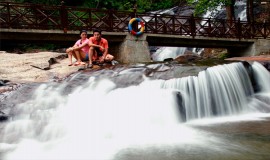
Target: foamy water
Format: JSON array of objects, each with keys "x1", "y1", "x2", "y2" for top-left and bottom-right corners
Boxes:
[
  {"x1": 1, "y1": 62, "x2": 270, "y2": 160},
  {"x1": 1, "y1": 79, "x2": 209, "y2": 159}
]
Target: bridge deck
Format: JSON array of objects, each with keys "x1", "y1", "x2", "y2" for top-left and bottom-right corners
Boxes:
[
  {"x1": 1, "y1": 2, "x2": 270, "y2": 40},
  {"x1": 0, "y1": 2, "x2": 268, "y2": 62},
  {"x1": 0, "y1": 28, "x2": 254, "y2": 49}
]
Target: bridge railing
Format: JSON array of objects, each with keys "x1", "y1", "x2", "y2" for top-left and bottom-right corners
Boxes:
[
  {"x1": 0, "y1": 2, "x2": 133, "y2": 32},
  {"x1": 1, "y1": 2, "x2": 269, "y2": 39}
]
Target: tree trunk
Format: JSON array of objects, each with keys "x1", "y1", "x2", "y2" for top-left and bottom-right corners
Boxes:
[
  {"x1": 247, "y1": 0, "x2": 255, "y2": 23},
  {"x1": 247, "y1": 0, "x2": 255, "y2": 38},
  {"x1": 226, "y1": 0, "x2": 236, "y2": 24}
]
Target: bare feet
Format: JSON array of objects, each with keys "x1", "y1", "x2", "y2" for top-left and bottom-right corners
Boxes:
[{"x1": 74, "y1": 62, "x2": 86, "y2": 66}]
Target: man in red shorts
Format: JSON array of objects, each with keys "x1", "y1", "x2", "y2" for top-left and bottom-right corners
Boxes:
[{"x1": 88, "y1": 29, "x2": 114, "y2": 68}]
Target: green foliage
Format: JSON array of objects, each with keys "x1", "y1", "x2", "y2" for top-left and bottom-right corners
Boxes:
[
  {"x1": 13, "y1": 0, "x2": 180, "y2": 12},
  {"x1": 22, "y1": 44, "x2": 56, "y2": 52},
  {"x1": 187, "y1": 0, "x2": 234, "y2": 16},
  {"x1": 82, "y1": 0, "x2": 136, "y2": 10},
  {"x1": 136, "y1": 0, "x2": 153, "y2": 12},
  {"x1": 218, "y1": 52, "x2": 229, "y2": 59},
  {"x1": 13, "y1": 0, "x2": 59, "y2": 5},
  {"x1": 82, "y1": 0, "x2": 179, "y2": 12},
  {"x1": 137, "y1": 0, "x2": 179, "y2": 12}
]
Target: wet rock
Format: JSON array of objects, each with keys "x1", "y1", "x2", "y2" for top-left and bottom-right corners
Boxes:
[
  {"x1": 261, "y1": 62, "x2": 270, "y2": 72},
  {"x1": 0, "y1": 83, "x2": 41, "y2": 113},
  {"x1": 30, "y1": 57, "x2": 59, "y2": 70},
  {"x1": 174, "y1": 54, "x2": 201, "y2": 63},
  {"x1": 0, "y1": 81, "x2": 6, "y2": 86},
  {"x1": 201, "y1": 48, "x2": 228, "y2": 58},
  {"x1": 48, "y1": 57, "x2": 57, "y2": 65},
  {"x1": 0, "y1": 86, "x2": 13, "y2": 93},
  {"x1": 0, "y1": 80, "x2": 21, "y2": 94},
  {"x1": 30, "y1": 53, "x2": 68, "y2": 70},
  {"x1": 164, "y1": 58, "x2": 174, "y2": 62},
  {"x1": 0, "y1": 111, "x2": 9, "y2": 121},
  {"x1": 174, "y1": 91, "x2": 186, "y2": 122},
  {"x1": 30, "y1": 63, "x2": 51, "y2": 70},
  {"x1": 146, "y1": 64, "x2": 171, "y2": 71},
  {"x1": 0, "y1": 80, "x2": 10, "y2": 86}
]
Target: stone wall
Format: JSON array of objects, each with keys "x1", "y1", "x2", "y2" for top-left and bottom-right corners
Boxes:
[{"x1": 117, "y1": 34, "x2": 151, "y2": 63}]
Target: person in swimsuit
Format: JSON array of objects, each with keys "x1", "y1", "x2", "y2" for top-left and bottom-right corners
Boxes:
[
  {"x1": 66, "y1": 30, "x2": 90, "y2": 66},
  {"x1": 87, "y1": 29, "x2": 114, "y2": 68}
]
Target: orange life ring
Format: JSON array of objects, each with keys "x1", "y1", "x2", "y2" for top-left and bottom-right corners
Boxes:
[{"x1": 128, "y1": 18, "x2": 145, "y2": 36}]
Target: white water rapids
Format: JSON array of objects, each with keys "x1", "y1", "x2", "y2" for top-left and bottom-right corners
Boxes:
[{"x1": 0, "y1": 62, "x2": 270, "y2": 160}]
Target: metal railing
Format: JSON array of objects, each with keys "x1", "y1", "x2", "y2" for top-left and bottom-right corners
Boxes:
[{"x1": 1, "y1": 2, "x2": 270, "y2": 39}]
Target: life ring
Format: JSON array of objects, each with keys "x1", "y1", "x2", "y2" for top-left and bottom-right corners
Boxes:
[{"x1": 128, "y1": 18, "x2": 145, "y2": 36}]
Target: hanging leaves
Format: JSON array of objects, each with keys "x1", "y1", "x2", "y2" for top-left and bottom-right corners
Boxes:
[{"x1": 187, "y1": 0, "x2": 235, "y2": 16}]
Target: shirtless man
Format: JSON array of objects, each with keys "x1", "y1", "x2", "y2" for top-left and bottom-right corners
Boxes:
[
  {"x1": 66, "y1": 30, "x2": 90, "y2": 66},
  {"x1": 88, "y1": 29, "x2": 114, "y2": 68}
]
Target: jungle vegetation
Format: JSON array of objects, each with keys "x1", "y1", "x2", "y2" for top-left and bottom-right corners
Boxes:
[{"x1": 10, "y1": 0, "x2": 269, "y2": 22}]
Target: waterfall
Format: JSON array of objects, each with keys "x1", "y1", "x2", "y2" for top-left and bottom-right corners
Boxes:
[
  {"x1": 252, "y1": 62, "x2": 270, "y2": 92},
  {"x1": 202, "y1": 1, "x2": 247, "y2": 20},
  {"x1": 235, "y1": 0, "x2": 247, "y2": 21},
  {"x1": 1, "y1": 62, "x2": 270, "y2": 159},
  {"x1": 151, "y1": 47, "x2": 186, "y2": 61},
  {"x1": 147, "y1": 7, "x2": 188, "y2": 61},
  {"x1": 150, "y1": 2, "x2": 249, "y2": 61},
  {"x1": 157, "y1": 62, "x2": 257, "y2": 121}
]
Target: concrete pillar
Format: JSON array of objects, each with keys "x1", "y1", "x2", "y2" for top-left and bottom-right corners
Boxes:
[
  {"x1": 118, "y1": 34, "x2": 151, "y2": 63},
  {"x1": 253, "y1": 39, "x2": 270, "y2": 55}
]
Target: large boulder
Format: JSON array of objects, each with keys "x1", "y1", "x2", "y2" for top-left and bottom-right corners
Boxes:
[{"x1": 174, "y1": 50, "x2": 201, "y2": 63}]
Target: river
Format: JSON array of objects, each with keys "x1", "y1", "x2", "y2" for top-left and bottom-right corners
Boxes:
[{"x1": 0, "y1": 61, "x2": 270, "y2": 160}]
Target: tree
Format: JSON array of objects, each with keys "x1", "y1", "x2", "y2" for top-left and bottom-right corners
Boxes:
[
  {"x1": 187, "y1": 0, "x2": 236, "y2": 21},
  {"x1": 246, "y1": 0, "x2": 254, "y2": 23},
  {"x1": 226, "y1": 0, "x2": 236, "y2": 22},
  {"x1": 12, "y1": 0, "x2": 180, "y2": 12},
  {"x1": 13, "y1": 0, "x2": 61, "y2": 5}
]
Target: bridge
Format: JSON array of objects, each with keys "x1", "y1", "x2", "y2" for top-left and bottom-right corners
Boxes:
[{"x1": 1, "y1": 2, "x2": 270, "y2": 63}]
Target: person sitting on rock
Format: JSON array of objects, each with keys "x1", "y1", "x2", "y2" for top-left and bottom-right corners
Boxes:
[
  {"x1": 87, "y1": 29, "x2": 114, "y2": 68},
  {"x1": 66, "y1": 30, "x2": 90, "y2": 66}
]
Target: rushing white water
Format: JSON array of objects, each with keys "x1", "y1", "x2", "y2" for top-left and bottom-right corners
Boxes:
[
  {"x1": 252, "y1": 62, "x2": 270, "y2": 92},
  {"x1": 235, "y1": 0, "x2": 247, "y2": 21},
  {"x1": 157, "y1": 62, "x2": 257, "y2": 121},
  {"x1": 151, "y1": 47, "x2": 186, "y2": 61},
  {"x1": 1, "y1": 62, "x2": 270, "y2": 160},
  {"x1": 0, "y1": 79, "x2": 207, "y2": 160},
  {"x1": 150, "y1": 2, "x2": 248, "y2": 61}
]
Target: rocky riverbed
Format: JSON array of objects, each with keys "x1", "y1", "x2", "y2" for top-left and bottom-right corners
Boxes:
[
  {"x1": 0, "y1": 51, "x2": 96, "y2": 94},
  {"x1": 1, "y1": 51, "x2": 270, "y2": 94},
  {"x1": 0, "y1": 51, "x2": 81, "y2": 83},
  {"x1": 0, "y1": 51, "x2": 270, "y2": 159}
]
